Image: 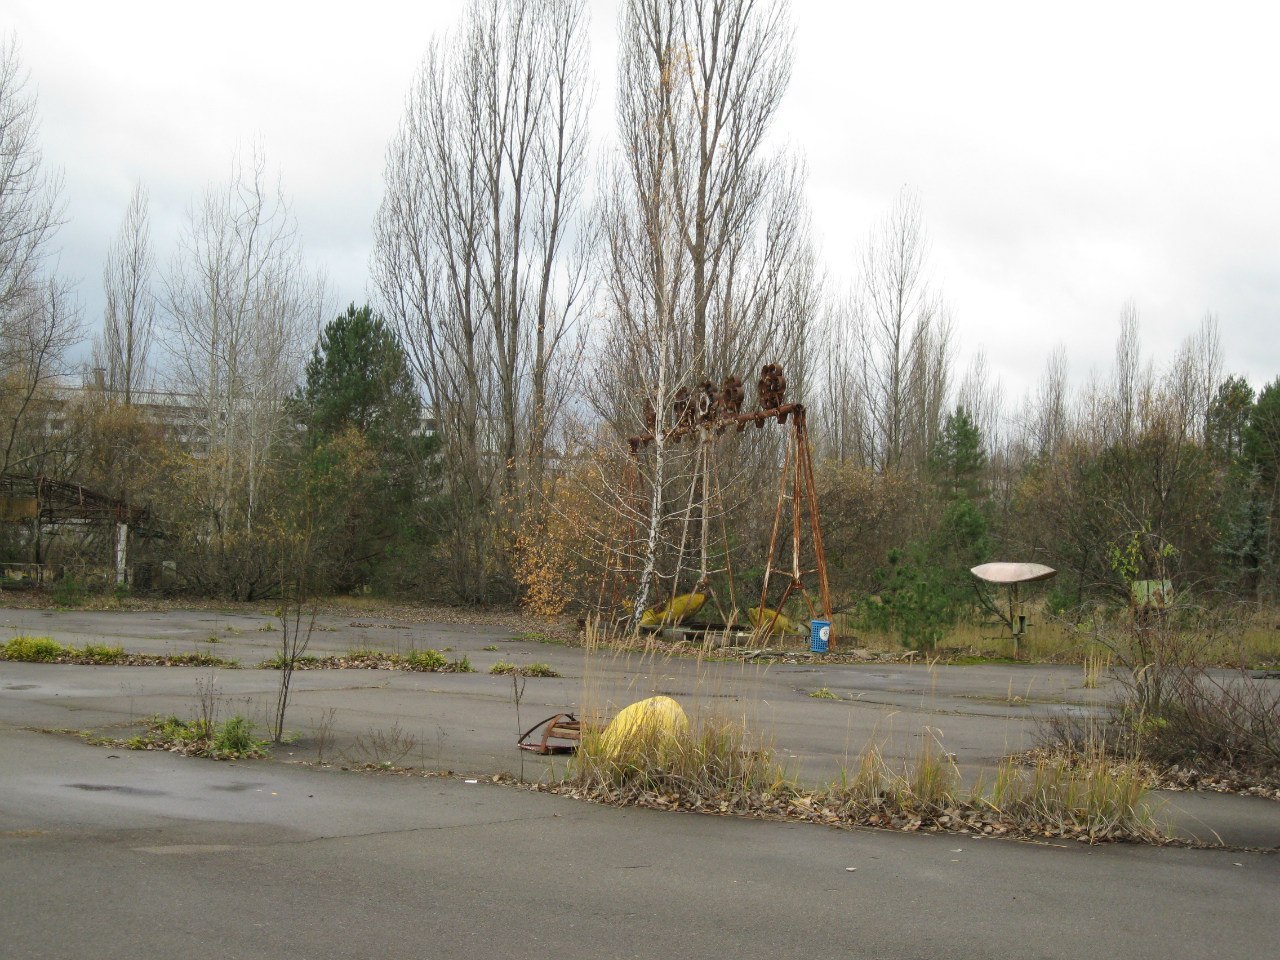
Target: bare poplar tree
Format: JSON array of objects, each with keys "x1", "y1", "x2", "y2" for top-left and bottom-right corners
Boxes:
[
  {"x1": 1165, "y1": 312, "x2": 1222, "y2": 443},
  {"x1": 95, "y1": 183, "x2": 155, "y2": 404},
  {"x1": 853, "y1": 187, "x2": 953, "y2": 471},
  {"x1": 1027, "y1": 343, "x2": 1069, "y2": 460},
  {"x1": 374, "y1": 0, "x2": 591, "y2": 602},
  {"x1": 957, "y1": 350, "x2": 1004, "y2": 455},
  {"x1": 1107, "y1": 300, "x2": 1153, "y2": 446},
  {"x1": 813, "y1": 291, "x2": 871, "y2": 464}
]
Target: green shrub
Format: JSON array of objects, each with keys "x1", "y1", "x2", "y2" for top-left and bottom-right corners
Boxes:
[
  {"x1": 127, "y1": 714, "x2": 266, "y2": 759},
  {"x1": 404, "y1": 648, "x2": 447, "y2": 671},
  {"x1": 80, "y1": 643, "x2": 126, "y2": 664},
  {"x1": 522, "y1": 662, "x2": 560, "y2": 677},
  {"x1": 492, "y1": 660, "x2": 558, "y2": 677},
  {"x1": 3, "y1": 635, "x2": 66, "y2": 661},
  {"x1": 212, "y1": 716, "x2": 262, "y2": 755}
]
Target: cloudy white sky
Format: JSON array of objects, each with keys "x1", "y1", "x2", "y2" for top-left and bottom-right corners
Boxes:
[{"x1": 10, "y1": 0, "x2": 1280, "y2": 403}]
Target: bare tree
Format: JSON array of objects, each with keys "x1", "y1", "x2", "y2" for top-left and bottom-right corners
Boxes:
[
  {"x1": 0, "y1": 277, "x2": 81, "y2": 478},
  {"x1": 163, "y1": 146, "x2": 325, "y2": 540},
  {"x1": 853, "y1": 187, "x2": 953, "y2": 471},
  {"x1": 0, "y1": 36, "x2": 79, "y2": 480},
  {"x1": 957, "y1": 350, "x2": 1004, "y2": 455},
  {"x1": 95, "y1": 183, "x2": 155, "y2": 404},
  {"x1": 1165, "y1": 312, "x2": 1222, "y2": 444},
  {"x1": 1026, "y1": 343, "x2": 1069, "y2": 460},
  {"x1": 374, "y1": 0, "x2": 591, "y2": 602},
  {"x1": 1106, "y1": 299, "x2": 1154, "y2": 446},
  {"x1": 0, "y1": 36, "x2": 63, "y2": 328},
  {"x1": 813, "y1": 291, "x2": 871, "y2": 464}
]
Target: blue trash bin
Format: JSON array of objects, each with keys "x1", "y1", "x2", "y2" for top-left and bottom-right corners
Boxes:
[{"x1": 810, "y1": 619, "x2": 831, "y2": 654}]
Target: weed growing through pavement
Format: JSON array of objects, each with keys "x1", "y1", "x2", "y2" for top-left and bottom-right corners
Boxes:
[
  {"x1": 257, "y1": 649, "x2": 474, "y2": 673},
  {"x1": 1082, "y1": 643, "x2": 1110, "y2": 689},
  {"x1": 119, "y1": 715, "x2": 268, "y2": 759},
  {"x1": 311, "y1": 707, "x2": 338, "y2": 764},
  {"x1": 520, "y1": 631, "x2": 564, "y2": 645},
  {"x1": 3, "y1": 636, "x2": 68, "y2": 661},
  {"x1": 1, "y1": 637, "x2": 236, "y2": 667},
  {"x1": 341, "y1": 722, "x2": 419, "y2": 767},
  {"x1": 490, "y1": 661, "x2": 560, "y2": 677},
  {"x1": 511, "y1": 671, "x2": 528, "y2": 781},
  {"x1": 403, "y1": 648, "x2": 446, "y2": 670}
]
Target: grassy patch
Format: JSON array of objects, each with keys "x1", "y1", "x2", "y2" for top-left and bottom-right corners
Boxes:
[
  {"x1": 443, "y1": 655, "x2": 474, "y2": 673},
  {"x1": 490, "y1": 661, "x2": 560, "y2": 677},
  {"x1": 520, "y1": 631, "x2": 564, "y2": 645},
  {"x1": 257, "y1": 649, "x2": 474, "y2": 673},
  {"x1": 0, "y1": 636, "x2": 235, "y2": 668},
  {"x1": 258, "y1": 652, "x2": 323, "y2": 669},
  {"x1": 79, "y1": 643, "x2": 127, "y2": 664},
  {"x1": 159, "y1": 652, "x2": 239, "y2": 667},
  {"x1": 120, "y1": 714, "x2": 268, "y2": 760},
  {"x1": 809, "y1": 687, "x2": 838, "y2": 699},
  {"x1": 3, "y1": 635, "x2": 65, "y2": 661},
  {"x1": 405, "y1": 649, "x2": 447, "y2": 670},
  {"x1": 482, "y1": 644, "x2": 499, "y2": 651}
]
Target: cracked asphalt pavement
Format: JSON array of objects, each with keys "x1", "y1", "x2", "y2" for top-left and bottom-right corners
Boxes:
[{"x1": 2, "y1": 607, "x2": 1278, "y2": 958}]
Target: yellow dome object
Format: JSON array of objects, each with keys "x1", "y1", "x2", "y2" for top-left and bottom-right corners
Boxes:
[
  {"x1": 598, "y1": 695, "x2": 689, "y2": 759},
  {"x1": 748, "y1": 606, "x2": 807, "y2": 636},
  {"x1": 637, "y1": 592, "x2": 706, "y2": 628}
]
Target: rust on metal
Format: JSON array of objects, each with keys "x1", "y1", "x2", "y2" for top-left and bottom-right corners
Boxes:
[
  {"x1": 517, "y1": 713, "x2": 582, "y2": 755},
  {"x1": 626, "y1": 402, "x2": 805, "y2": 449}
]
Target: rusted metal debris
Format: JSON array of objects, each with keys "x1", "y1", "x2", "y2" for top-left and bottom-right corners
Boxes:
[{"x1": 517, "y1": 713, "x2": 582, "y2": 755}]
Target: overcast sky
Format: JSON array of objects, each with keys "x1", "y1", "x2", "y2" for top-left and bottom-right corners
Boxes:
[{"x1": 10, "y1": 0, "x2": 1279, "y2": 404}]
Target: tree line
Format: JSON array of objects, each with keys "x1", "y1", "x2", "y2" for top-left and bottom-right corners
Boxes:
[{"x1": 0, "y1": 6, "x2": 1276, "y2": 625}]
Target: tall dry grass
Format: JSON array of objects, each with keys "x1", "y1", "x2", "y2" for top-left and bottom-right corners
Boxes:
[{"x1": 567, "y1": 618, "x2": 1165, "y2": 842}]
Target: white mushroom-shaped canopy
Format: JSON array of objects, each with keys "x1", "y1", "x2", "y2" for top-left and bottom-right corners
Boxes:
[{"x1": 970, "y1": 562, "x2": 1057, "y2": 585}]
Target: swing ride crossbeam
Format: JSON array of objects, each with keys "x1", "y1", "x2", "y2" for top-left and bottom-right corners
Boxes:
[{"x1": 625, "y1": 402, "x2": 805, "y2": 451}]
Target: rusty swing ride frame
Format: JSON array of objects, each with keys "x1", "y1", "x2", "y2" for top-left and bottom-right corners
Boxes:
[{"x1": 602, "y1": 364, "x2": 834, "y2": 648}]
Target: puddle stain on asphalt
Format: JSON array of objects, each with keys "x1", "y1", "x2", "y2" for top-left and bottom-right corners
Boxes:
[{"x1": 65, "y1": 783, "x2": 169, "y2": 797}]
